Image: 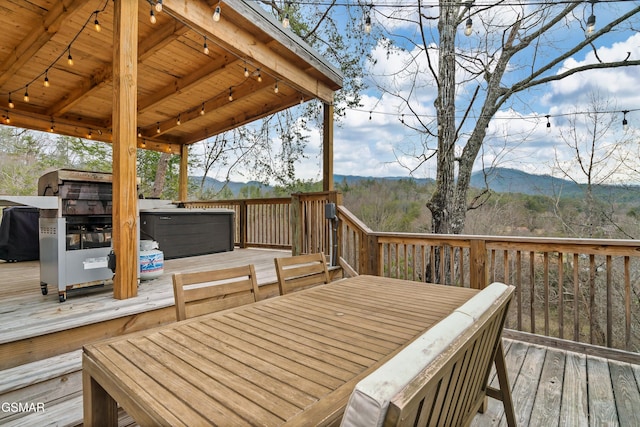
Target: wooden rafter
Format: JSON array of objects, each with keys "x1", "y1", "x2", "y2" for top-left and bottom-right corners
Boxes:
[
  {"x1": 0, "y1": 0, "x2": 86, "y2": 87},
  {"x1": 164, "y1": 0, "x2": 336, "y2": 104}
]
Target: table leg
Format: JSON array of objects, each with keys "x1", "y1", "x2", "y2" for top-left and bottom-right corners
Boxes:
[{"x1": 83, "y1": 365, "x2": 118, "y2": 427}]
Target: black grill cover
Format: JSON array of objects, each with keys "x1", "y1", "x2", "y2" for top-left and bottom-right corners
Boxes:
[{"x1": 0, "y1": 206, "x2": 39, "y2": 262}]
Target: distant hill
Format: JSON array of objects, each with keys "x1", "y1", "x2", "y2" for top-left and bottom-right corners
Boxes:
[
  {"x1": 470, "y1": 168, "x2": 640, "y2": 203},
  {"x1": 192, "y1": 168, "x2": 640, "y2": 204}
]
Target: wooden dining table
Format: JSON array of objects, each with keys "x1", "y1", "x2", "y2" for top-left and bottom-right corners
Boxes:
[{"x1": 82, "y1": 274, "x2": 479, "y2": 426}]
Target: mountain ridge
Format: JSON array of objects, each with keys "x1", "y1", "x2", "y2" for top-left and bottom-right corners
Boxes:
[{"x1": 194, "y1": 168, "x2": 640, "y2": 201}]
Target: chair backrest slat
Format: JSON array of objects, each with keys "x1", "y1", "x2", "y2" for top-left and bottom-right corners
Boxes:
[
  {"x1": 274, "y1": 252, "x2": 330, "y2": 295},
  {"x1": 172, "y1": 264, "x2": 260, "y2": 321}
]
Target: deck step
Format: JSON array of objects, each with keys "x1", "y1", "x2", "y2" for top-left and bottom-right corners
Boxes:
[{"x1": 0, "y1": 350, "x2": 82, "y2": 426}]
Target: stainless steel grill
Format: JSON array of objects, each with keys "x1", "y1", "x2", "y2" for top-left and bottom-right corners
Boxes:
[{"x1": 38, "y1": 169, "x2": 116, "y2": 302}]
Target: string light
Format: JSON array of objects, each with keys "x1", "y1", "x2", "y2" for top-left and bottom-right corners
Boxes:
[
  {"x1": 282, "y1": 13, "x2": 290, "y2": 28},
  {"x1": 23, "y1": 86, "x2": 29, "y2": 103},
  {"x1": 203, "y1": 36, "x2": 209, "y2": 55},
  {"x1": 156, "y1": 122, "x2": 161, "y2": 133},
  {"x1": 257, "y1": 70, "x2": 262, "y2": 82},
  {"x1": 586, "y1": 0, "x2": 597, "y2": 35},
  {"x1": 244, "y1": 65, "x2": 250, "y2": 78},
  {"x1": 622, "y1": 110, "x2": 629, "y2": 130},
  {"x1": 200, "y1": 103, "x2": 205, "y2": 115},
  {"x1": 94, "y1": 12, "x2": 101, "y2": 32},
  {"x1": 274, "y1": 82, "x2": 279, "y2": 93},
  {"x1": 228, "y1": 87, "x2": 233, "y2": 101},
  {"x1": 4, "y1": 111, "x2": 10, "y2": 124},
  {"x1": 49, "y1": 120, "x2": 55, "y2": 132},
  {"x1": 154, "y1": 0, "x2": 163, "y2": 13},
  {"x1": 137, "y1": 127, "x2": 142, "y2": 137},
  {"x1": 546, "y1": 114, "x2": 551, "y2": 130},
  {"x1": 177, "y1": 114, "x2": 181, "y2": 125},
  {"x1": 43, "y1": 70, "x2": 50, "y2": 87},
  {"x1": 150, "y1": 8, "x2": 157, "y2": 24},
  {"x1": 87, "y1": 129, "x2": 93, "y2": 139},
  {"x1": 7, "y1": 93, "x2": 14, "y2": 109},
  {"x1": 364, "y1": 14, "x2": 372, "y2": 34},
  {"x1": 67, "y1": 48, "x2": 73, "y2": 66},
  {"x1": 212, "y1": 2, "x2": 221, "y2": 22}
]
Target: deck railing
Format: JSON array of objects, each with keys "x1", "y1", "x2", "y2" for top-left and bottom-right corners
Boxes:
[
  {"x1": 336, "y1": 205, "x2": 640, "y2": 354},
  {"x1": 180, "y1": 191, "x2": 341, "y2": 253},
  {"x1": 182, "y1": 195, "x2": 639, "y2": 354}
]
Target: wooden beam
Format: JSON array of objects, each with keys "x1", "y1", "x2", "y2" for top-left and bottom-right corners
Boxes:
[
  {"x1": 323, "y1": 103, "x2": 334, "y2": 191},
  {"x1": 180, "y1": 91, "x2": 303, "y2": 145},
  {"x1": 163, "y1": 0, "x2": 335, "y2": 103},
  {"x1": 49, "y1": 20, "x2": 188, "y2": 118},
  {"x1": 112, "y1": 0, "x2": 139, "y2": 300},
  {"x1": 0, "y1": 0, "x2": 85, "y2": 87},
  {"x1": 137, "y1": 55, "x2": 237, "y2": 116},
  {"x1": 179, "y1": 144, "x2": 188, "y2": 200}
]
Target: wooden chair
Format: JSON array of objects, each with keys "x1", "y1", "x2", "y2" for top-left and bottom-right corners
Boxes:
[
  {"x1": 172, "y1": 264, "x2": 260, "y2": 321},
  {"x1": 274, "y1": 252, "x2": 331, "y2": 295},
  {"x1": 341, "y1": 282, "x2": 517, "y2": 427}
]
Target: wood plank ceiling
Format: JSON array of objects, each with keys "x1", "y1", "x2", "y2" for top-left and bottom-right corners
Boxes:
[{"x1": 0, "y1": 0, "x2": 343, "y2": 154}]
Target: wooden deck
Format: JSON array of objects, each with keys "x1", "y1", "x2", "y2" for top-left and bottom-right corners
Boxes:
[
  {"x1": 472, "y1": 338, "x2": 640, "y2": 427},
  {"x1": 1, "y1": 249, "x2": 640, "y2": 426},
  {"x1": 0, "y1": 248, "x2": 292, "y2": 369}
]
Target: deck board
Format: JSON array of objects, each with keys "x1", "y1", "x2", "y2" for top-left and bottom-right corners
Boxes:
[
  {"x1": 472, "y1": 339, "x2": 640, "y2": 427},
  {"x1": 0, "y1": 248, "x2": 289, "y2": 346}
]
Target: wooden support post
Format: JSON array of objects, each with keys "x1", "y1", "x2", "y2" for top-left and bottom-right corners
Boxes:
[
  {"x1": 470, "y1": 239, "x2": 487, "y2": 290},
  {"x1": 239, "y1": 200, "x2": 247, "y2": 248},
  {"x1": 323, "y1": 103, "x2": 334, "y2": 191},
  {"x1": 178, "y1": 144, "x2": 188, "y2": 201},
  {"x1": 290, "y1": 193, "x2": 302, "y2": 256},
  {"x1": 112, "y1": 0, "x2": 138, "y2": 300}
]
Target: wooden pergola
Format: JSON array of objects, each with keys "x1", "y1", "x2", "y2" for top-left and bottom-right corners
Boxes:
[{"x1": 0, "y1": 0, "x2": 343, "y2": 299}]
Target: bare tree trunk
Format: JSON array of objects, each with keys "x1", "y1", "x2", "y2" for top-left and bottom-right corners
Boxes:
[
  {"x1": 427, "y1": 2, "x2": 457, "y2": 236},
  {"x1": 151, "y1": 152, "x2": 171, "y2": 198}
]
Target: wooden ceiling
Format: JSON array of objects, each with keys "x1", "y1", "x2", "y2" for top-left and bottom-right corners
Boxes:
[{"x1": 0, "y1": 0, "x2": 343, "y2": 154}]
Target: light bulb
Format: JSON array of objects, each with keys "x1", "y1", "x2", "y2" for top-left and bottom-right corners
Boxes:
[
  {"x1": 150, "y1": 9, "x2": 157, "y2": 24},
  {"x1": 586, "y1": 14, "x2": 596, "y2": 35},
  {"x1": 203, "y1": 41, "x2": 209, "y2": 55},
  {"x1": 23, "y1": 87, "x2": 29, "y2": 103},
  {"x1": 228, "y1": 88, "x2": 233, "y2": 102},
  {"x1": 282, "y1": 13, "x2": 290, "y2": 29},
  {"x1": 244, "y1": 67, "x2": 249, "y2": 78},
  {"x1": 177, "y1": 115, "x2": 181, "y2": 125},
  {"x1": 464, "y1": 18, "x2": 473, "y2": 36},
  {"x1": 200, "y1": 103, "x2": 205, "y2": 115},
  {"x1": 274, "y1": 82, "x2": 279, "y2": 93},
  {"x1": 137, "y1": 128, "x2": 142, "y2": 137},
  {"x1": 67, "y1": 50, "x2": 73, "y2": 66},
  {"x1": 212, "y1": 5, "x2": 221, "y2": 22},
  {"x1": 364, "y1": 15, "x2": 371, "y2": 34},
  {"x1": 94, "y1": 19, "x2": 101, "y2": 32},
  {"x1": 87, "y1": 130, "x2": 92, "y2": 139},
  {"x1": 8, "y1": 94, "x2": 14, "y2": 109},
  {"x1": 50, "y1": 123, "x2": 54, "y2": 132},
  {"x1": 5, "y1": 114, "x2": 10, "y2": 124},
  {"x1": 156, "y1": 122, "x2": 161, "y2": 133},
  {"x1": 155, "y1": 0, "x2": 163, "y2": 13},
  {"x1": 257, "y1": 72, "x2": 262, "y2": 82},
  {"x1": 44, "y1": 74, "x2": 50, "y2": 87},
  {"x1": 622, "y1": 111, "x2": 629, "y2": 131}
]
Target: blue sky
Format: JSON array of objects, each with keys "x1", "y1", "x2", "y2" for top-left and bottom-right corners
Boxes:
[{"x1": 248, "y1": 1, "x2": 640, "y2": 185}]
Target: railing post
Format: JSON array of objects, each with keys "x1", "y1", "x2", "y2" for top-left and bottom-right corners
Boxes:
[
  {"x1": 360, "y1": 234, "x2": 379, "y2": 276},
  {"x1": 291, "y1": 193, "x2": 302, "y2": 255},
  {"x1": 470, "y1": 239, "x2": 487, "y2": 289},
  {"x1": 239, "y1": 200, "x2": 247, "y2": 249}
]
